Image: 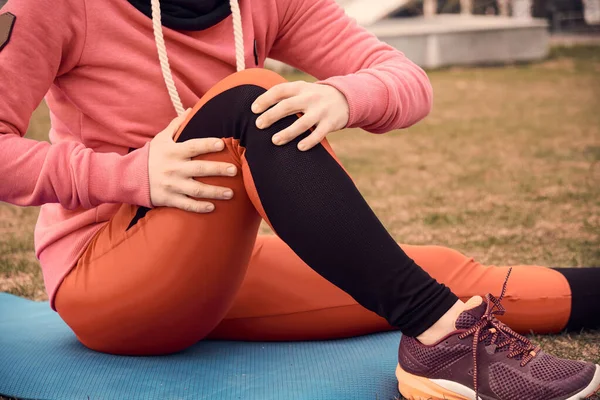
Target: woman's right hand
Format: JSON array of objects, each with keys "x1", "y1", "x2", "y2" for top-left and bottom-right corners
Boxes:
[{"x1": 148, "y1": 109, "x2": 238, "y2": 213}]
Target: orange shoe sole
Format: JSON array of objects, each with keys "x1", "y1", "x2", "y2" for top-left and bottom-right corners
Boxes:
[{"x1": 396, "y1": 364, "x2": 470, "y2": 400}]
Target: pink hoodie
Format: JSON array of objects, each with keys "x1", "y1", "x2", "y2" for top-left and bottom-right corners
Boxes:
[{"x1": 0, "y1": 0, "x2": 432, "y2": 308}]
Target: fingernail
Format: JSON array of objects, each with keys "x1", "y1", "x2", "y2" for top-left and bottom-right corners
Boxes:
[
  {"x1": 251, "y1": 103, "x2": 259, "y2": 113},
  {"x1": 227, "y1": 166, "x2": 237, "y2": 175},
  {"x1": 223, "y1": 190, "x2": 233, "y2": 199},
  {"x1": 206, "y1": 204, "x2": 215, "y2": 212},
  {"x1": 272, "y1": 135, "x2": 281, "y2": 145},
  {"x1": 256, "y1": 118, "x2": 263, "y2": 129},
  {"x1": 214, "y1": 140, "x2": 224, "y2": 150},
  {"x1": 298, "y1": 143, "x2": 306, "y2": 151}
]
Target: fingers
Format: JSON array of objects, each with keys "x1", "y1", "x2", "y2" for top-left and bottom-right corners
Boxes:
[
  {"x1": 150, "y1": 111, "x2": 238, "y2": 212},
  {"x1": 181, "y1": 160, "x2": 237, "y2": 178},
  {"x1": 176, "y1": 138, "x2": 226, "y2": 158},
  {"x1": 298, "y1": 122, "x2": 331, "y2": 151},
  {"x1": 170, "y1": 195, "x2": 216, "y2": 214},
  {"x1": 252, "y1": 81, "x2": 305, "y2": 114},
  {"x1": 255, "y1": 96, "x2": 305, "y2": 130},
  {"x1": 178, "y1": 179, "x2": 234, "y2": 201},
  {"x1": 271, "y1": 114, "x2": 318, "y2": 146}
]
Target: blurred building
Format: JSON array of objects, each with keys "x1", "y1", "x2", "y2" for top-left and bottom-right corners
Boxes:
[
  {"x1": 338, "y1": 0, "x2": 598, "y2": 29},
  {"x1": 387, "y1": 0, "x2": 599, "y2": 30}
]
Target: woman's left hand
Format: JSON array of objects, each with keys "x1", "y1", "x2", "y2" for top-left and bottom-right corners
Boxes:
[{"x1": 251, "y1": 81, "x2": 350, "y2": 151}]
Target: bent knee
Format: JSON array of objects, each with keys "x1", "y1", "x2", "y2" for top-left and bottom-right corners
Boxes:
[{"x1": 177, "y1": 70, "x2": 290, "y2": 144}]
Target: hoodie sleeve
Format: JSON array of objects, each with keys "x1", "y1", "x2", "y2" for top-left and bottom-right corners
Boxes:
[
  {"x1": 0, "y1": 0, "x2": 152, "y2": 209},
  {"x1": 268, "y1": 0, "x2": 433, "y2": 134}
]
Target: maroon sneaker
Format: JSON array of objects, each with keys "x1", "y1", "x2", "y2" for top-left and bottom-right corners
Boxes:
[{"x1": 396, "y1": 270, "x2": 600, "y2": 400}]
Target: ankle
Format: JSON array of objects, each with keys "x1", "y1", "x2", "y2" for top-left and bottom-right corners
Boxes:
[{"x1": 416, "y1": 300, "x2": 465, "y2": 345}]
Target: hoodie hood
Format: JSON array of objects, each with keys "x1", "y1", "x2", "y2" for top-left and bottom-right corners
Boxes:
[{"x1": 128, "y1": 0, "x2": 232, "y2": 31}]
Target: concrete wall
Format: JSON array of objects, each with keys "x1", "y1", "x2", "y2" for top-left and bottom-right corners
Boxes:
[{"x1": 371, "y1": 16, "x2": 549, "y2": 68}]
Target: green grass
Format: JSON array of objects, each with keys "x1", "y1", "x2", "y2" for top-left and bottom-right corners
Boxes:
[{"x1": 1, "y1": 45, "x2": 599, "y2": 399}]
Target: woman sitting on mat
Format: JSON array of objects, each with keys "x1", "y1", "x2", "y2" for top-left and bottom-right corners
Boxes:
[{"x1": 0, "y1": 0, "x2": 598, "y2": 398}]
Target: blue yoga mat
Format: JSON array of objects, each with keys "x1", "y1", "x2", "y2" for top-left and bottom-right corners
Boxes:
[{"x1": 0, "y1": 293, "x2": 402, "y2": 400}]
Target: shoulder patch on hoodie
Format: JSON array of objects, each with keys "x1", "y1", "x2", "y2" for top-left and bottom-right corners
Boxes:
[{"x1": 0, "y1": 12, "x2": 16, "y2": 52}]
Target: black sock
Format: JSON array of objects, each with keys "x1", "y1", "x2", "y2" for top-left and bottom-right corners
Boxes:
[{"x1": 553, "y1": 267, "x2": 600, "y2": 331}]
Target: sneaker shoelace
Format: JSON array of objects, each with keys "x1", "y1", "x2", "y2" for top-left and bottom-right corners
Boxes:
[{"x1": 458, "y1": 268, "x2": 541, "y2": 397}]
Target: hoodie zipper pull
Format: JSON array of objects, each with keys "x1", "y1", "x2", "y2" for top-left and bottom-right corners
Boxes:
[{"x1": 253, "y1": 39, "x2": 259, "y2": 66}]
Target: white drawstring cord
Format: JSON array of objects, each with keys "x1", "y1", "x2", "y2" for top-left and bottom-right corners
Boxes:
[
  {"x1": 150, "y1": 0, "x2": 246, "y2": 116},
  {"x1": 150, "y1": 0, "x2": 186, "y2": 116},
  {"x1": 230, "y1": 0, "x2": 246, "y2": 72}
]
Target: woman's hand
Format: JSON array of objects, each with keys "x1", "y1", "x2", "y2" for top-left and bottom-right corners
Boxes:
[
  {"x1": 148, "y1": 109, "x2": 238, "y2": 213},
  {"x1": 251, "y1": 82, "x2": 350, "y2": 151}
]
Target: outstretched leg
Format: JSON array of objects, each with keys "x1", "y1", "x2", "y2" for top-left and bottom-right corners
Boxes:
[
  {"x1": 404, "y1": 246, "x2": 600, "y2": 333},
  {"x1": 209, "y1": 236, "x2": 599, "y2": 340}
]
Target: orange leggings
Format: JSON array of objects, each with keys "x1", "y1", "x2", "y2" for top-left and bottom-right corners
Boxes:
[{"x1": 55, "y1": 70, "x2": 572, "y2": 356}]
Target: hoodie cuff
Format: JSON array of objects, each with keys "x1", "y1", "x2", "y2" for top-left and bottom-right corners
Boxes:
[
  {"x1": 316, "y1": 74, "x2": 385, "y2": 130},
  {"x1": 87, "y1": 141, "x2": 153, "y2": 208}
]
